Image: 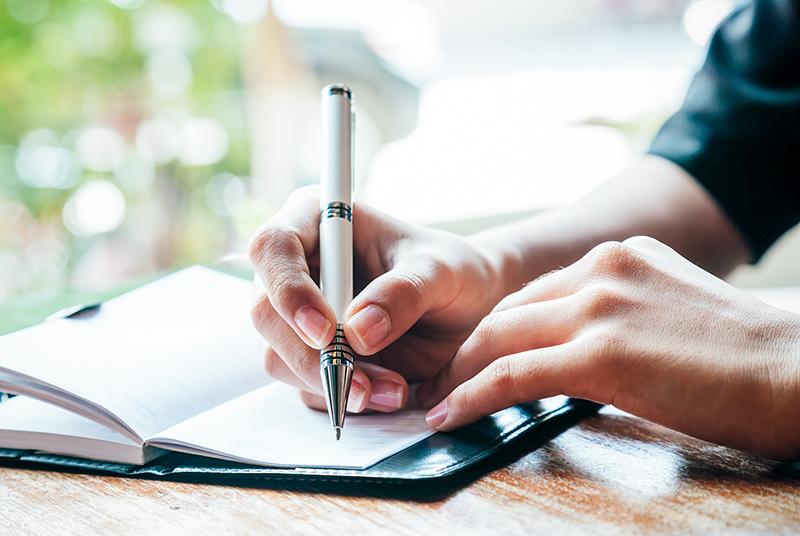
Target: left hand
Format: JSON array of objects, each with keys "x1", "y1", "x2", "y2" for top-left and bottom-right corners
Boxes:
[{"x1": 417, "y1": 236, "x2": 800, "y2": 459}]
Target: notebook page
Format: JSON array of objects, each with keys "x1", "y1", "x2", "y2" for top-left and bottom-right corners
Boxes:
[
  {"x1": 149, "y1": 383, "x2": 435, "y2": 469},
  {"x1": 0, "y1": 396, "x2": 147, "y2": 465},
  {"x1": 0, "y1": 267, "x2": 267, "y2": 439}
]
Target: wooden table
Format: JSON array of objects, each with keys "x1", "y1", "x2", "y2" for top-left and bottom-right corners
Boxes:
[{"x1": 2, "y1": 405, "x2": 798, "y2": 535}]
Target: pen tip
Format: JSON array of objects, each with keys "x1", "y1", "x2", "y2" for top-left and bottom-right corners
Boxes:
[{"x1": 335, "y1": 427, "x2": 341, "y2": 441}]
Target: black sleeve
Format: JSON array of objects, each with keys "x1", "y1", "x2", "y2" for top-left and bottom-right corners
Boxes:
[{"x1": 648, "y1": 0, "x2": 800, "y2": 261}]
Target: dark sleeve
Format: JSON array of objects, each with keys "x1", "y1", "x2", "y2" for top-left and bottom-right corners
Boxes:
[{"x1": 648, "y1": 0, "x2": 800, "y2": 261}]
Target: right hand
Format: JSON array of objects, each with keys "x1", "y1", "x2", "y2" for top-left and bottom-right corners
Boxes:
[{"x1": 248, "y1": 186, "x2": 512, "y2": 414}]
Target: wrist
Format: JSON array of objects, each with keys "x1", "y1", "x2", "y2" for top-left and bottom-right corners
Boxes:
[{"x1": 466, "y1": 230, "x2": 524, "y2": 304}]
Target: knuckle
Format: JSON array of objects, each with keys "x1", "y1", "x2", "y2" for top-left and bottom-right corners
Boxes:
[
  {"x1": 248, "y1": 225, "x2": 291, "y2": 265},
  {"x1": 488, "y1": 358, "x2": 517, "y2": 400},
  {"x1": 472, "y1": 313, "x2": 501, "y2": 353},
  {"x1": 392, "y1": 252, "x2": 451, "y2": 300},
  {"x1": 588, "y1": 240, "x2": 648, "y2": 278},
  {"x1": 451, "y1": 384, "x2": 471, "y2": 416},
  {"x1": 418, "y1": 252, "x2": 451, "y2": 280},
  {"x1": 389, "y1": 271, "x2": 428, "y2": 305},
  {"x1": 247, "y1": 228, "x2": 269, "y2": 263},
  {"x1": 270, "y1": 273, "x2": 307, "y2": 310},
  {"x1": 580, "y1": 284, "x2": 635, "y2": 319},
  {"x1": 492, "y1": 292, "x2": 518, "y2": 312},
  {"x1": 585, "y1": 328, "x2": 627, "y2": 373},
  {"x1": 250, "y1": 187, "x2": 320, "y2": 265},
  {"x1": 588, "y1": 240, "x2": 624, "y2": 261},
  {"x1": 293, "y1": 347, "x2": 319, "y2": 379}
]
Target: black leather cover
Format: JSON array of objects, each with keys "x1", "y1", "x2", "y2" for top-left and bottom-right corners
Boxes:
[{"x1": 0, "y1": 397, "x2": 600, "y2": 487}]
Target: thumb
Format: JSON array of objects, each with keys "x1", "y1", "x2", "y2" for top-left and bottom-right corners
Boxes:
[{"x1": 344, "y1": 258, "x2": 455, "y2": 355}]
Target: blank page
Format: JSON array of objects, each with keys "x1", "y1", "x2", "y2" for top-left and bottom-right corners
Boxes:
[
  {"x1": 149, "y1": 383, "x2": 435, "y2": 470},
  {"x1": 0, "y1": 396, "x2": 148, "y2": 465},
  {"x1": 0, "y1": 267, "x2": 267, "y2": 440}
]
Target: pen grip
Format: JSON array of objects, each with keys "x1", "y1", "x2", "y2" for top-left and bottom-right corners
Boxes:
[{"x1": 319, "y1": 216, "x2": 353, "y2": 320}]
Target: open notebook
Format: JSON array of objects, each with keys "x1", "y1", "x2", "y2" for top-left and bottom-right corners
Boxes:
[{"x1": 0, "y1": 267, "x2": 433, "y2": 470}]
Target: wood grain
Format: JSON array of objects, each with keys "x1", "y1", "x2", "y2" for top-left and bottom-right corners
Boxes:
[{"x1": 2, "y1": 406, "x2": 798, "y2": 535}]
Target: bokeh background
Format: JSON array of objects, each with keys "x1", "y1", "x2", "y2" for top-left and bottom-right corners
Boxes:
[{"x1": 2, "y1": 0, "x2": 796, "y2": 305}]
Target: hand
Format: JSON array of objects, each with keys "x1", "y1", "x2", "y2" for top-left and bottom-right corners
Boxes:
[
  {"x1": 248, "y1": 186, "x2": 510, "y2": 414},
  {"x1": 418, "y1": 236, "x2": 800, "y2": 459}
]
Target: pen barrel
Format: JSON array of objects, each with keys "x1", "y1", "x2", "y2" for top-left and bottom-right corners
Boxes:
[
  {"x1": 319, "y1": 84, "x2": 354, "y2": 321},
  {"x1": 320, "y1": 84, "x2": 353, "y2": 207},
  {"x1": 319, "y1": 216, "x2": 353, "y2": 319}
]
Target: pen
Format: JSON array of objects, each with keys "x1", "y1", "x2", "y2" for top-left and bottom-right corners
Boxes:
[{"x1": 319, "y1": 83, "x2": 355, "y2": 441}]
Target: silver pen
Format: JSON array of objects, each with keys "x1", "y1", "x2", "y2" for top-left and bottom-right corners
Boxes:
[{"x1": 319, "y1": 83, "x2": 355, "y2": 440}]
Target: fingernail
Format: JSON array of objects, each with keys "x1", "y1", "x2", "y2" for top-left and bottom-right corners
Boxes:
[
  {"x1": 425, "y1": 399, "x2": 448, "y2": 428},
  {"x1": 348, "y1": 305, "x2": 390, "y2": 351},
  {"x1": 369, "y1": 380, "x2": 405, "y2": 410},
  {"x1": 294, "y1": 306, "x2": 331, "y2": 348},
  {"x1": 347, "y1": 380, "x2": 368, "y2": 412}
]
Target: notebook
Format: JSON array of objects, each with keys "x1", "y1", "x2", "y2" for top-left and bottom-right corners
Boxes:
[
  {"x1": 0, "y1": 266, "x2": 607, "y2": 484},
  {"x1": 5, "y1": 267, "x2": 794, "y2": 485},
  {"x1": 0, "y1": 267, "x2": 434, "y2": 470}
]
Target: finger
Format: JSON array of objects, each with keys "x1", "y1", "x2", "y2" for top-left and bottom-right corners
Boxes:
[
  {"x1": 249, "y1": 185, "x2": 336, "y2": 349},
  {"x1": 300, "y1": 391, "x2": 387, "y2": 414},
  {"x1": 493, "y1": 265, "x2": 579, "y2": 313},
  {"x1": 253, "y1": 291, "x2": 363, "y2": 400},
  {"x1": 265, "y1": 344, "x2": 409, "y2": 413},
  {"x1": 344, "y1": 258, "x2": 456, "y2": 356},
  {"x1": 425, "y1": 343, "x2": 583, "y2": 431},
  {"x1": 417, "y1": 293, "x2": 581, "y2": 407},
  {"x1": 299, "y1": 390, "x2": 329, "y2": 412},
  {"x1": 493, "y1": 240, "x2": 647, "y2": 314},
  {"x1": 299, "y1": 390, "x2": 388, "y2": 415},
  {"x1": 263, "y1": 345, "x2": 370, "y2": 413},
  {"x1": 298, "y1": 362, "x2": 410, "y2": 414},
  {"x1": 358, "y1": 361, "x2": 409, "y2": 412}
]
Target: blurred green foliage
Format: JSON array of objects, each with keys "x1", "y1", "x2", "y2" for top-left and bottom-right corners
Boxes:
[
  {"x1": 0, "y1": 1, "x2": 243, "y2": 145},
  {"x1": 0, "y1": 0, "x2": 257, "y2": 300}
]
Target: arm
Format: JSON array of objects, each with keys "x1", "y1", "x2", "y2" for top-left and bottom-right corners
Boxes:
[
  {"x1": 472, "y1": 155, "x2": 750, "y2": 295},
  {"x1": 476, "y1": 0, "x2": 800, "y2": 293}
]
